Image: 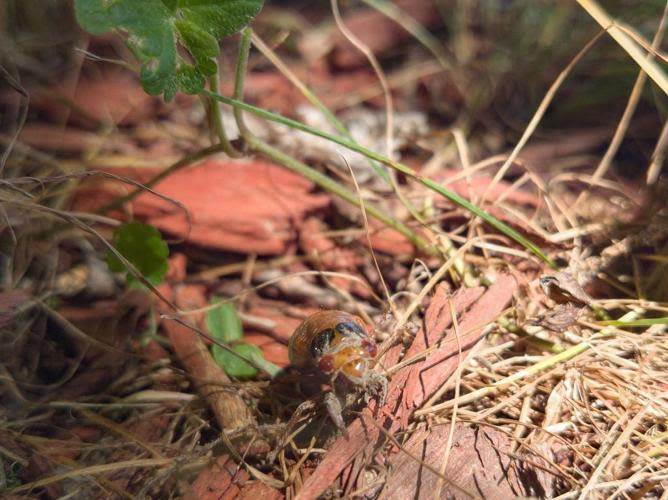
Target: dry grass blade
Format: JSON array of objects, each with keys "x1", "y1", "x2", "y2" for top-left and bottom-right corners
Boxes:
[
  {"x1": 9, "y1": 458, "x2": 173, "y2": 493},
  {"x1": 360, "y1": 0, "x2": 453, "y2": 71},
  {"x1": 0, "y1": 65, "x2": 29, "y2": 175},
  {"x1": 647, "y1": 120, "x2": 668, "y2": 185},
  {"x1": 331, "y1": 0, "x2": 395, "y2": 157},
  {"x1": 478, "y1": 29, "x2": 606, "y2": 207},
  {"x1": 580, "y1": 1, "x2": 668, "y2": 198},
  {"x1": 433, "y1": 299, "x2": 464, "y2": 500},
  {"x1": 577, "y1": 0, "x2": 668, "y2": 95}
]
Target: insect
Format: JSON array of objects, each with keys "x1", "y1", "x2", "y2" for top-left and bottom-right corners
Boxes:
[
  {"x1": 539, "y1": 272, "x2": 593, "y2": 307},
  {"x1": 288, "y1": 310, "x2": 387, "y2": 432}
]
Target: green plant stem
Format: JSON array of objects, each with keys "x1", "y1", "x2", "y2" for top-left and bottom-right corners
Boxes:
[
  {"x1": 247, "y1": 135, "x2": 435, "y2": 254},
  {"x1": 233, "y1": 28, "x2": 253, "y2": 137},
  {"x1": 207, "y1": 91, "x2": 555, "y2": 267},
  {"x1": 232, "y1": 28, "x2": 436, "y2": 255},
  {"x1": 207, "y1": 74, "x2": 242, "y2": 158},
  {"x1": 249, "y1": 30, "x2": 391, "y2": 184},
  {"x1": 96, "y1": 29, "x2": 436, "y2": 255},
  {"x1": 251, "y1": 28, "x2": 475, "y2": 279},
  {"x1": 598, "y1": 317, "x2": 668, "y2": 327}
]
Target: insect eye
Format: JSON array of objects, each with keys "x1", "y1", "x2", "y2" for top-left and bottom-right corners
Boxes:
[
  {"x1": 310, "y1": 328, "x2": 334, "y2": 358},
  {"x1": 335, "y1": 321, "x2": 366, "y2": 338},
  {"x1": 539, "y1": 276, "x2": 557, "y2": 287}
]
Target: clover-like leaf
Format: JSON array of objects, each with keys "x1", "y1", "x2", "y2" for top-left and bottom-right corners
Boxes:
[
  {"x1": 251, "y1": 352, "x2": 282, "y2": 378},
  {"x1": 74, "y1": 0, "x2": 264, "y2": 100},
  {"x1": 212, "y1": 342, "x2": 262, "y2": 378},
  {"x1": 205, "y1": 299, "x2": 243, "y2": 344},
  {"x1": 107, "y1": 222, "x2": 169, "y2": 288},
  {"x1": 175, "y1": 19, "x2": 219, "y2": 76}
]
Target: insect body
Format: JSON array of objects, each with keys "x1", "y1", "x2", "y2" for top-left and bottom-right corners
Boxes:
[
  {"x1": 289, "y1": 310, "x2": 378, "y2": 383},
  {"x1": 288, "y1": 310, "x2": 387, "y2": 432}
]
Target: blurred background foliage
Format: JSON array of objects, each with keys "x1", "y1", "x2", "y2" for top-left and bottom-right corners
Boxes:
[{"x1": 1, "y1": 0, "x2": 666, "y2": 175}]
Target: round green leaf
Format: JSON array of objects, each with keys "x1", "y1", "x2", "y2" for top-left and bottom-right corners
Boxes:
[{"x1": 106, "y1": 222, "x2": 169, "y2": 287}]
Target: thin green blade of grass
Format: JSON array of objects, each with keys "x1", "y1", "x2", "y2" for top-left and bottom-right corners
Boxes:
[
  {"x1": 207, "y1": 91, "x2": 555, "y2": 267},
  {"x1": 250, "y1": 31, "x2": 391, "y2": 185},
  {"x1": 245, "y1": 134, "x2": 436, "y2": 255},
  {"x1": 598, "y1": 317, "x2": 668, "y2": 327}
]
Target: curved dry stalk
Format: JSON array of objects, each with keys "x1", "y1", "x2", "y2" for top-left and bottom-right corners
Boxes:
[
  {"x1": 360, "y1": 0, "x2": 453, "y2": 72},
  {"x1": 331, "y1": 0, "x2": 440, "y2": 243},
  {"x1": 15, "y1": 170, "x2": 192, "y2": 240},
  {"x1": 9, "y1": 457, "x2": 174, "y2": 494},
  {"x1": 576, "y1": 0, "x2": 668, "y2": 94},
  {"x1": 433, "y1": 299, "x2": 464, "y2": 500},
  {"x1": 0, "y1": 65, "x2": 29, "y2": 175},
  {"x1": 175, "y1": 269, "x2": 384, "y2": 317},
  {"x1": 340, "y1": 153, "x2": 398, "y2": 320},
  {"x1": 331, "y1": 0, "x2": 395, "y2": 157},
  {"x1": 478, "y1": 29, "x2": 606, "y2": 209},
  {"x1": 580, "y1": 1, "x2": 668, "y2": 199},
  {"x1": 0, "y1": 197, "x2": 177, "y2": 311},
  {"x1": 647, "y1": 120, "x2": 668, "y2": 185},
  {"x1": 96, "y1": 143, "x2": 226, "y2": 215}
]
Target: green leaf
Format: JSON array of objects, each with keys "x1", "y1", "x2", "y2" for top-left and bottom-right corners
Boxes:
[
  {"x1": 175, "y1": 19, "x2": 219, "y2": 77},
  {"x1": 176, "y1": 64, "x2": 205, "y2": 94},
  {"x1": 176, "y1": 0, "x2": 264, "y2": 39},
  {"x1": 251, "y1": 352, "x2": 282, "y2": 378},
  {"x1": 74, "y1": 0, "x2": 264, "y2": 100},
  {"x1": 205, "y1": 299, "x2": 243, "y2": 343},
  {"x1": 212, "y1": 343, "x2": 261, "y2": 378},
  {"x1": 73, "y1": 0, "x2": 115, "y2": 33},
  {"x1": 107, "y1": 222, "x2": 169, "y2": 287}
]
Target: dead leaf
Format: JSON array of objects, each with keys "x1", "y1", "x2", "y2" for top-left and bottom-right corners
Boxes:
[{"x1": 536, "y1": 303, "x2": 583, "y2": 332}]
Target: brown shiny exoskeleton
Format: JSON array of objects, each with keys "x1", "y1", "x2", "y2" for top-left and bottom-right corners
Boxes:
[{"x1": 288, "y1": 310, "x2": 387, "y2": 432}]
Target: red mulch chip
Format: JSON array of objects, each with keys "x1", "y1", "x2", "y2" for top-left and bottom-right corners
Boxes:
[
  {"x1": 73, "y1": 159, "x2": 331, "y2": 255},
  {"x1": 32, "y1": 68, "x2": 155, "y2": 127}
]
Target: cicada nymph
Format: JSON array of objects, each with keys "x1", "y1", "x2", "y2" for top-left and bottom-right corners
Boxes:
[{"x1": 288, "y1": 310, "x2": 387, "y2": 431}]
